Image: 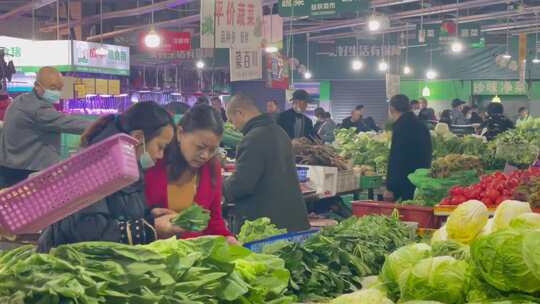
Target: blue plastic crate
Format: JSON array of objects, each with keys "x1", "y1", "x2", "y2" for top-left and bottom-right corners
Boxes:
[
  {"x1": 243, "y1": 228, "x2": 320, "y2": 253},
  {"x1": 297, "y1": 166, "x2": 309, "y2": 183}
]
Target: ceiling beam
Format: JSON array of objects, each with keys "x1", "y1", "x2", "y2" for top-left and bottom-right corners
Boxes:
[
  {"x1": 85, "y1": 14, "x2": 199, "y2": 41},
  {"x1": 0, "y1": 0, "x2": 57, "y2": 22},
  {"x1": 40, "y1": 0, "x2": 194, "y2": 33}
]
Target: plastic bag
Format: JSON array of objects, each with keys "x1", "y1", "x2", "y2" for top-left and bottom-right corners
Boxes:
[{"x1": 408, "y1": 169, "x2": 480, "y2": 205}]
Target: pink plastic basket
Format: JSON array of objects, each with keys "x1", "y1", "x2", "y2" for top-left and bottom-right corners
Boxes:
[{"x1": 0, "y1": 134, "x2": 140, "y2": 234}]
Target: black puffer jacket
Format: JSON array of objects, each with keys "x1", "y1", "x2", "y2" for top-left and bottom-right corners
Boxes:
[{"x1": 38, "y1": 119, "x2": 156, "y2": 253}]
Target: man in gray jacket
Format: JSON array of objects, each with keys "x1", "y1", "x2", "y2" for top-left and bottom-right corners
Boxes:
[
  {"x1": 224, "y1": 93, "x2": 310, "y2": 232},
  {"x1": 0, "y1": 67, "x2": 91, "y2": 187}
]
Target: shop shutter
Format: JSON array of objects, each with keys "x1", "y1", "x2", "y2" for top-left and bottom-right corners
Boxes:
[{"x1": 330, "y1": 80, "x2": 388, "y2": 126}]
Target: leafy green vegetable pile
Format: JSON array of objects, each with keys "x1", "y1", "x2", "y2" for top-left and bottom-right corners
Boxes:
[
  {"x1": 0, "y1": 236, "x2": 293, "y2": 303},
  {"x1": 335, "y1": 129, "x2": 390, "y2": 175},
  {"x1": 271, "y1": 215, "x2": 414, "y2": 302},
  {"x1": 170, "y1": 204, "x2": 211, "y2": 232},
  {"x1": 237, "y1": 217, "x2": 287, "y2": 243}
]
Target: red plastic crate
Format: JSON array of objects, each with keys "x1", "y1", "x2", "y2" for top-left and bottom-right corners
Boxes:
[{"x1": 352, "y1": 201, "x2": 442, "y2": 229}]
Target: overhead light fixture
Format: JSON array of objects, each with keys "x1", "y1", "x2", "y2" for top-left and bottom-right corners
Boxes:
[
  {"x1": 304, "y1": 71, "x2": 312, "y2": 79},
  {"x1": 196, "y1": 60, "x2": 205, "y2": 69},
  {"x1": 368, "y1": 16, "x2": 381, "y2": 32},
  {"x1": 378, "y1": 60, "x2": 388, "y2": 72},
  {"x1": 426, "y1": 69, "x2": 438, "y2": 80},
  {"x1": 144, "y1": 29, "x2": 161, "y2": 48},
  {"x1": 422, "y1": 86, "x2": 431, "y2": 97},
  {"x1": 502, "y1": 12, "x2": 511, "y2": 60},
  {"x1": 502, "y1": 53, "x2": 512, "y2": 59},
  {"x1": 492, "y1": 95, "x2": 501, "y2": 103},
  {"x1": 265, "y1": 46, "x2": 279, "y2": 53},
  {"x1": 403, "y1": 65, "x2": 412, "y2": 75},
  {"x1": 533, "y1": 57, "x2": 540, "y2": 64},
  {"x1": 450, "y1": 40, "x2": 464, "y2": 54},
  {"x1": 351, "y1": 59, "x2": 363, "y2": 71}
]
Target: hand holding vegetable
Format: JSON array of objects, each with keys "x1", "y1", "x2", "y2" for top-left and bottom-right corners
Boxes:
[
  {"x1": 154, "y1": 212, "x2": 185, "y2": 239},
  {"x1": 170, "y1": 204, "x2": 210, "y2": 232}
]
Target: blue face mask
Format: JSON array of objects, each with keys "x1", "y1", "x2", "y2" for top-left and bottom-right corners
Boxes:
[
  {"x1": 41, "y1": 89, "x2": 62, "y2": 104},
  {"x1": 139, "y1": 140, "x2": 155, "y2": 170}
]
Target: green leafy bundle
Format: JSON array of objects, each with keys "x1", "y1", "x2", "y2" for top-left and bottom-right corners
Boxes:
[
  {"x1": 335, "y1": 129, "x2": 391, "y2": 175},
  {"x1": 238, "y1": 217, "x2": 287, "y2": 243},
  {"x1": 171, "y1": 204, "x2": 211, "y2": 232},
  {"x1": 273, "y1": 215, "x2": 413, "y2": 301},
  {"x1": 0, "y1": 237, "x2": 293, "y2": 304}
]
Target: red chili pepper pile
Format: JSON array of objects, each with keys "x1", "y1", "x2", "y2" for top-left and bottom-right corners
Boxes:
[{"x1": 440, "y1": 168, "x2": 540, "y2": 208}]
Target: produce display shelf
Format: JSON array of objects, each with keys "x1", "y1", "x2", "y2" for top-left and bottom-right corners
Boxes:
[
  {"x1": 434, "y1": 205, "x2": 540, "y2": 216},
  {"x1": 352, "y1": 201, "x2": 442, "y2": 229}
]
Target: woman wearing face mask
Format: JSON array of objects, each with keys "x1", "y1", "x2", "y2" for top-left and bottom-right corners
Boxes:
[
  {"x1": 145, "y1": 105, "x2": 235, "y2": 242},
  {"x1": 38, "y1": 102, "x2": 181, "y2": 252}
]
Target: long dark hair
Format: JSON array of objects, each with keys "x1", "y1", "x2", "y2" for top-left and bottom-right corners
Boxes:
[
  {"x1": 81, "y1": 102, "x2": 173, "y2": 147},
  {"x1": 166, "y1": 104, "x2": 224, "y2": 182}
]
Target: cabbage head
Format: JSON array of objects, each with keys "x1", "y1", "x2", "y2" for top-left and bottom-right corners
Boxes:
[
  {"x1": 431, "y1": 240, "x2": 470, "y2": 261},
  {"x1": 492, "y1": 200, "x2": 532, "y2": 232},
  {"x1": 447, "y1": 200, "x2": 489, "y2": 244},
  {"x1": 398, "y1": 256, "x2": 469, "y2": 304},
  {"x1": 509, "y1": 213, "x2": 540, "y2": 230},
  {"x1": 380, "y1": 243, "x2": 432, "y2": 298},
  {"x1": 329, "y1": 288, "x2": 393, "y2": 304},
  {"x1": 471, "y1": 228, "x2": 540, "y2": 294}
]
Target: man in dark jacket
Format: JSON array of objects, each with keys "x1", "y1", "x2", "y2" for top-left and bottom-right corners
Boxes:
[
  {"x1": 224, "y1": 93, "x2": 310, "y2": 232},
  {"x1": 277, "y1": 89, "x2": 314, "y2": 139},
  {"x1": 385, "y1": 94, "x2": 432, "y2": 201},
  {"x1": 340, "y1": 105, "x2": 372, "y2": 132}
]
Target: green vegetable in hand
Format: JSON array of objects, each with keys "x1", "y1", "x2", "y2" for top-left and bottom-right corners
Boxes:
[
  {"x1": 238, "y1": 217, "x2": 287, "y2": 243},
  {"x1": 170, "y1": 204, "x2": 210, "y2": 232}
]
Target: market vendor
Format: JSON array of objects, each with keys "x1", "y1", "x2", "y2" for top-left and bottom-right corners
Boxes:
[
  {"x1": 0, "y1": 67, "x2": 92, "y2": 187},
  {"x1": 224, "y1": 93, "x2": 310, "y2": 232},
  {"x1": 38, "y1": 102, "x2": 181, "y2": 252},
  {"x1": 144, "y1": 105, "x2": 235, "y2": 242},
  {"x1": 385, "y1": 94, "x2": 432, "y2": 201}
]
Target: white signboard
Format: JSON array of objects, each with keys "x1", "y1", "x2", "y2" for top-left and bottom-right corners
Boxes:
[
  {"x1": 200, "y1": 0, "x2": 263, "y2": 49},
  {"x1": 73, "y1": 41, "x2": 130, "y2": 76},
  {"x1": 0, "y1": 36, "x2": 71, "y2": 71},
  {"x1": 230, "y1": 48, "x2": 262, "y2": 81}
]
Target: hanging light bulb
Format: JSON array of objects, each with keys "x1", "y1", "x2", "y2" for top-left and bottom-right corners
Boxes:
[
  {"x1": 351, "y1": 59, "x2": 363, "y2": 71},
  {"x1": 450, "y1": 39, "x2": 464, "y2": 53},
  {"x1": 532, "y1": 57, "x2": 540, "y2": 64},
  {"x1": 426, "y1": 69, "x2": 438, "y2": 80},
  {"x1": 422, "y1": 86, "x2": 431, "y2": 97},
  {"x1": 502, "y1": 52, "x2": 512, "y2": 59},
  {"x1": 378, "y1": 61, "x2": 388, "y2": 72},
  {"x1": 403, "y1": 65, "x2": 412, "y2": 75},
  {"x1": 304, "y1": 71, "x2": 312, "y2": 79},
  {"x1": 196, "y1": 60, "x2": 205, "y2": 69},
  {"x1": 368, "y1": 16, "x2": 381, "y2": 32},
  {"x1": 265, "y1": 46, "x2": 279, "y2": 53},
  {"x1": 144, "y1": 30, "x2": 161, "y2": 48},
  {"x1": 492, "y1": 95, "x2": 502, "y2": 103}
]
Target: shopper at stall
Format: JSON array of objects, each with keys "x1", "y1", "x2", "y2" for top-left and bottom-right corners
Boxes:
[
  {"x1": 340, "y1": 105, "x2": 369, "y2": 133},
  {"x1": 225, "y1": 93, "x2": 310, "y2": 232},
  {"x1": 516, "y1": 106, "x2": 531, "y2": 126},
  {"x1": 439, "y1": 110, "x2": 453, "y2": 125},
  {"x1": 451, "y1": 99, "x2": 468, "y2": 125},
  {"x1": 144, "y1": 105, "x2": 234, "y2": 241},
  {"x1": 313, "y1": 107, "x2": 326, "y2": 135},
  {"x1": 211, "y1": 96, "x2": 228, "y2": 122},
  {"x1": 277, "y1": 89, "x2": 314, "y2": 139},
  {"x1": 418, "y1": 98, "x2": 437, "y2": 122},
  {"x1": 317, "y1": 111, "x2": 337, "y2": 144},
  {"x1": 385, "y1": 94, "x2": 432, "y2": 201},
  {"x1": 463, "y1": 105, "x2": 483, "y2": 124},
  {"x1": 0, "y1": 66, "x2": 91, "y2": 188},
  {"x1": 38, "y1": 102, "x2": 179, "y2": 252},
  {"x1": 266, "y1": 99, "x2": 280, "y2": 121},
  {"x1": 410, "y1": 100, "x2": 420, "y2": 116},
  {"x1": 481, "y1": 102, "x2": 514, "y2": 141}
]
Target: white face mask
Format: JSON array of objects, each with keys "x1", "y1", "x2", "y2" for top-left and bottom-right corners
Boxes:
[{"x1": 414, "y1": 109, "x2": 421, "y2": 115}]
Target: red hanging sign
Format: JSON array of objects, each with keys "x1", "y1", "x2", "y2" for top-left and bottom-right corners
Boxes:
[{"x1": 140, "y1": 30, "x2": 192, "y2": 53}]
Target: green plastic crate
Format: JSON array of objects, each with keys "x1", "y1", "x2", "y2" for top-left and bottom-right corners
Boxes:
[{"x1": 359, "y1": 175, "x2": 384, "y2": 189}]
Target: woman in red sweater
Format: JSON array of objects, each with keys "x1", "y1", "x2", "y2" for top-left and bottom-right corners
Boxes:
[{"x1": 145, "y1": 105, "x2": 235, "y2": 242}]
